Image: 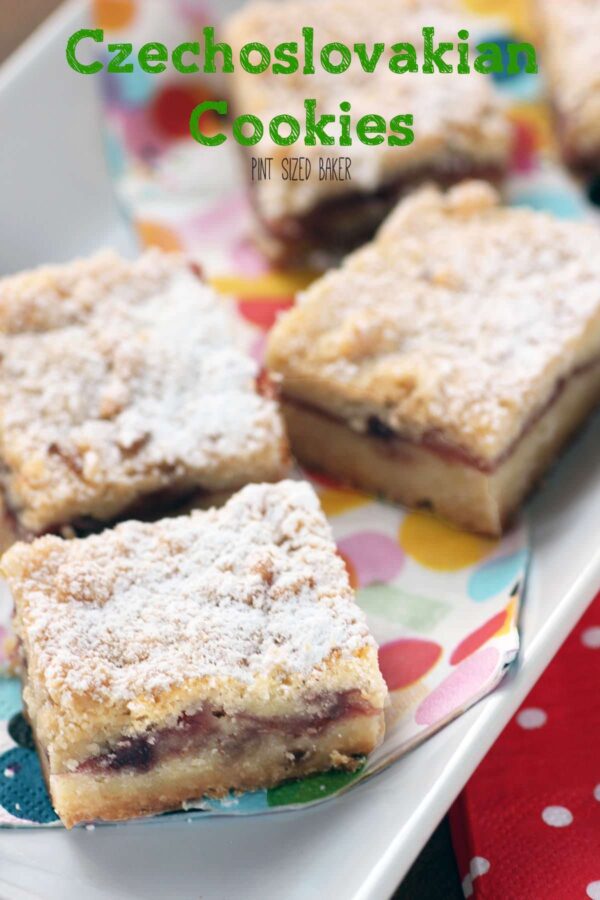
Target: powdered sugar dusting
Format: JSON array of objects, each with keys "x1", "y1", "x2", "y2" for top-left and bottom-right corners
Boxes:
[
  {"x1": 267, "y1": 182, "x2": 600, "y2": 460},
  {"x1": 8, "y1": 482, "x2": 373, "y2": 704},
  {"x1": 0, "y1": 250, "x2": 287, "y2": 531}
]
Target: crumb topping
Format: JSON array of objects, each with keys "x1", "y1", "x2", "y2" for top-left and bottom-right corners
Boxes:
[
  {"x1": 267, "y1": 182, "x2": 600, "y2": 461},
  {"x1": 6, "y1": 482, "x2": 374, "y2": 707},
  {"x1": 0, "y1": 250, "x2": 287, "y2": 531},
  {"x1": 226, "y1": 0, "x2": 510, "y2": 219}
]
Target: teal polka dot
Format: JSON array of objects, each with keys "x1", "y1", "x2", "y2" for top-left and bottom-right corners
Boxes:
[
  {"x1": 498, "y1": 72, "x2": 541, "y2": 102},
  {"x1": 511, "y1": 190, "x2": 587, "y2": 220},
  {"x1": 0, "y1": 747, "x2": 58, "y2": 824},
  {"x1": 115, "y1": 67, "x2": 155, "y2": 107},
  {"x1": 103, "y1": 131, "x2": 126, "y2": 179},
  {"x1": 0, "y1": 679, "x2": 22, "y2": 720},
  {"x1": 468, "y1": 550, "x2": 528, "y2": 602},
  {"x1": 201, "y1": 790, "x2": 269, "y2": 814}
]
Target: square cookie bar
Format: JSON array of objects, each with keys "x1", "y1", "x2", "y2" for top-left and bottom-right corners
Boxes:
[
  {"x1": 537, "y1": 0, "x2": 600, "y2": 171},
  {"x1": 0, "y1": 250, "x2": 288, "y2": 539},
  {"x1": 225, "y1": 0, "x2": 510, "y2": 263},
  {"x1": 4, "y1": 481, "x2": 386, "y2": 827},
  {"x1": 266, "y1": 182, "x2": 600, "y2": 535}
]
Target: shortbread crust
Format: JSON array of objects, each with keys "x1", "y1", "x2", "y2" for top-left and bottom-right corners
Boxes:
[
  {"x1": 267, "y1": 181, "x2": 600, "y2": 533},
  {"x1": 4, "y1": 481, "x2": 386, "y2": 826},
  {"x1": 0, "y1": 250, "x2": 289, "y2": 535}
]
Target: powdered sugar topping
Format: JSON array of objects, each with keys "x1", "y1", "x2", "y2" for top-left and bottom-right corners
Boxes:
[
  {"x1": 8, "y1": 482, "x2": 372, "y2": 704},
  {"x1": 268, "y1": 182, "x2": 600, "y2": 460},
  {"x1": 0, "y1": 250, "x2": 286, "y2": 530}
]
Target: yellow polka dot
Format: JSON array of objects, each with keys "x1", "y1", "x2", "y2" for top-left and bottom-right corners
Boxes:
[
  {"x1": 461, "y1": 0, "x2": 534, "y2": 39},
  {"x1": 399, "y1": 511, "x2": 498, "y2": 571},
  {"x1": 318, "y1": 487, "x2": 371, "y2": 518},
  {"x1": 136, "y1": 220, "x2": 183, "y2": 252},
  {"x1": 93, "y1": 0, "x2": 136, "y2": 30},
  {"x1": 497, "y1": 597, "x2": 518, "y2": 636},
  {"x1": 210, "y1": 270, "x2": 317, "y2": 299}
]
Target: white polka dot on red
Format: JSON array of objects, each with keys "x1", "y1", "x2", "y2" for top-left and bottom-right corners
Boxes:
[
  {"x1": 586, "y1": 882, "x2": 600, "y2": 900},
  {"x1": 581, "y1": 627, "x2": 600, "y2": 649},
  {"x1": 516, "y1": 708, "x2": 547, "y2": 729},
  {"x1": 541, "y1": 806, "x2": 573, "y2": 827},
  {"x1": 462, "y1": 857, "x2": 490, "y2": 897}
]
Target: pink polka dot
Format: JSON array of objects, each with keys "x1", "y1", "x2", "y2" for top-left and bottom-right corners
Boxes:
[
  {"x1": 230, "y1": 238, "x2": 271, "y2": 275},
  {"x1": 415, "y1": 646, "x2": 500, "y2": 727},
  {"x1": 336, "y1": 532, "x2": 404, "y2": 587},
  {"x1": 249, "y1": 333, "x2": 267, "y2": 365}
]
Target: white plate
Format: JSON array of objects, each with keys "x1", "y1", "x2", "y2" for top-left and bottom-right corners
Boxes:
[{"x1": 0, "y1": 3, "x2": 599, "y2": 898}]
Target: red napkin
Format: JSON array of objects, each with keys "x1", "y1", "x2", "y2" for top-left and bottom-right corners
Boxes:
[{"x1": 450, "y1": 592, "x2": 600, "y2": 899}]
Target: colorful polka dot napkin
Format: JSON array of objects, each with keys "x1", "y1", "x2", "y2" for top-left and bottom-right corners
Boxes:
[{"x1": 450, "y1": 592, "x2": 600, "y2": 900}]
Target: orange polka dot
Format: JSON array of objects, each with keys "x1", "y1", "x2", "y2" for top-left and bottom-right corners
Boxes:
[
  {"x1": 93, "y1": 0, "x2": 136, "y2": 31},
  {"x1": 337, "y1": 549, "x2": 359, "y2": 589},
  {"x1": 318, "y1": 487, "x2": 371, "y2": 518},
  {"x1": 497, "y1": 597, "x2": 518, "y2": 637},
  {"x1": 136, "y1": 220, "x2": 183, "y2": 252}
]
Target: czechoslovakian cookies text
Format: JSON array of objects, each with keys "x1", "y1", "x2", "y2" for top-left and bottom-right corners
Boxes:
[{"x1": 225, "y1": 0, "x2": 511, "y2": 263}]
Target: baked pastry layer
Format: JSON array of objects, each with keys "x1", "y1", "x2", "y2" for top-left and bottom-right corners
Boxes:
[
  {"x1": 0, "y1": 250, "x2": 289, "y2": 535},
  {"x1": 537, "y1": 0, "x2": 600, "y2": 170},
  {"x1": 282, "y1": 355, "x2": 600, "y2": 533},
  {"x1": 226, "y1": 0, "x2": 510, "y2": 257},
  {"x1": 267, "y1": 181, "x2": 600, "y2": 533},
  {"x1": 4, "y1": 481, "x2": 386, "y2": 826}
]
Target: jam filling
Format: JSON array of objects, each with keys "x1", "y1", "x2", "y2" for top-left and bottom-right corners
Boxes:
[
  {"x1": 76, "y1": 690, "x2": 376, "y2": 776},
  {"x1": 287, "y1": 354, "x2": 600, "y2": 474}
]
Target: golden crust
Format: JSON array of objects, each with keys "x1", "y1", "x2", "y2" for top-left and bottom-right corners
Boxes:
[
  {"x1": 4, "y1": 481, "x2": 386, "y2": 773},
  {"x1": 266, "y1": 181, "x2": 600, "y2": 464}
]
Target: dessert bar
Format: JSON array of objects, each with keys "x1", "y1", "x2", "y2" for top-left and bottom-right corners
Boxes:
[
  {"x1": 225, "y1": 0, "x2": 511, "y2": 263},
  {"x1": 537, "y1": 0, "x2": 600, "y2": 172},
  {"x1": 266, "y1": 181, "x2": 600, "y2": 535},
  {"x1": 4, "y1": 480, "x2": 386, "y2": 827},
  {"x1": 0, "y1": 250, "x2": 289, "y2": 538}
]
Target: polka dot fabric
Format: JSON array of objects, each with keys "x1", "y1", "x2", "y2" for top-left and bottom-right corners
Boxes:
[{"x1": 451, "y1": 593, "x2": 600, "y2": 899}]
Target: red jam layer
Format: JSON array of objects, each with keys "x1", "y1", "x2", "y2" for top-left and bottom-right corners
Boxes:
[
  {"x1": 286, "y1": 354, "x2": 600, "y2": 474},
  {"x1": 76, "y1": 690, "x2": 377, "y2": 776}
]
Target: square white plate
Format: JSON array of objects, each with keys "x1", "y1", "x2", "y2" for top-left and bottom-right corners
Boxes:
[{"x1": 0, "y1": 3, "x2": 598, "y2": 898}]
